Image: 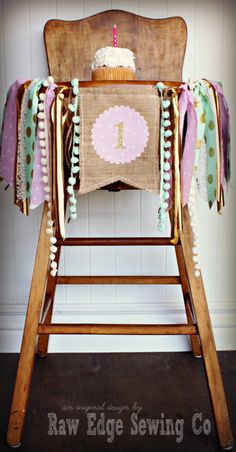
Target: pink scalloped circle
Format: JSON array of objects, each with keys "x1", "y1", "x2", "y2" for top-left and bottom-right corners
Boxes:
[{"x1": 91, "y1": 105, "x2": 149, "y2": 164}]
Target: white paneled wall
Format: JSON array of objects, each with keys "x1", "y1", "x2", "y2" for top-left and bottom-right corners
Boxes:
[{"x1": 0, "y1": 0, "x2": 236, "y2": 352}]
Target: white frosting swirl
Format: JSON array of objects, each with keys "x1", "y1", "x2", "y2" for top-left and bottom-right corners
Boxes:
[{"x1": 92, "y1": 46, "x2": 135, "y2": 70}]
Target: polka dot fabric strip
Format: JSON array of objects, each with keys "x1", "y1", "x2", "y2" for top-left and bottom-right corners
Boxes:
[
  {"x1": 0, "y1": 79, "x2": 27, "y2": 187},
  {"x1": 24, "y1": 79, "x2": 44, "y2": 198}
]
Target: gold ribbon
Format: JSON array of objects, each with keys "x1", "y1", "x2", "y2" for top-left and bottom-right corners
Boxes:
[
  {"x1": 212, "y1": 85, "x2": 224, "y2": 213},
  {"x1": 51, "y1": 90, "x2": 68, "y2": 239},
  {"x1": 171, "y1": 90, "x2": 182, "y2": 244}
]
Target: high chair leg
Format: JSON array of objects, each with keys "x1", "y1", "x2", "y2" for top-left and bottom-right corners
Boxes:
[
  {"x1": 175, "y1": 244, "x2": 202, "y2": 357},
  {"x1": 7, "y1": 203, "x2": 50, "y2": 448},
  {"x1": 37, "y1": 245, "x2": 61, "y2": 358},
  {"x1": 180, "y1": 206, "x2": 233, "y2": 450}
]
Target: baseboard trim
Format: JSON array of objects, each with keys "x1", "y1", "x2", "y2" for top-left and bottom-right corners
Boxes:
[{"x1": 0, "y1": 302, "x2": 235, "y2": 352}]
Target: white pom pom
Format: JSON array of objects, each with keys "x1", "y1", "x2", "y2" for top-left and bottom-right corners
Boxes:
[
  {"x1": 68, "y1": 104, "x2": 75, "y2": 112},
  {"x1": 37, "y1": 112, "x2": 45, "y2": 120},
  {"x1": 47, "y1": 210, "x2": 52, "y2": 218},
  {"x1": 164, "y1": 151, "x2": 171, "y2": 159},
  {"x1": 43, "y1": 79, "x2": 49, "y2": 87},
  {"x1": 38, "y1": 103, "x2": 44, "y2": 111},
  {"x1": 195, "y1": 270, "x2": 200, "y2": 278},
  {"x1": 39, "y1": 139, "x2": 46, "y2": 147},
  {"x1": 72, "y1": 166, "x2": 80, "y2": 174},
  {"x1": 164, "y1": 191, "x2": 170, "y2": 200},
  {"x1": 69, "y1": 205, "x2": 76, "y2": 214},
  {"x1": 41, "y1": 166, "x2": 48, "y2": 174},
  {"x1": 190, "y1": 220, "x2": 197, "y2": 228},
  {"x1": 50, "y1": 245, "x2": 57, "y2": 253},
  {"x1": 39, "y1": 131, "x2": 45, "y2": 139},
  {"x1": 164, "y1": 182, "x2": 171, "y2": 190},
  {"x1": 69, "y1": 196, "x2": 77, "y2": 205},
  {"x1": 162, "y1": 201, "x2": 168, "y2": 209},
  {"x1": 51, "y1": 261, "x2": 57, "y2": 269},
  {"x1": 50, "y1": 237, "x2": 57, "y2": 244},
  {"x1": 68, "y1": 176, "x2": 76, "y2": 185},
  {"x1": 45, "y1": 194, "x2": 51, "y2": 202},
  {"x1": 50, "y1": 253, "x2": 56, "y2": 261},
  {"x1": 47, "y1": 219, "x2": 54, "y2": 227},
  {"x1": 46, "y1": 228, "x2": 53, "y2": 234},
  {"x1": 48, "y1": 202, "x2": 52, "y2": 209},
  {"x1": 39, "y1": 93, "x2": 45, "y2": 101},
  {"x1": 41, "y1": 157, "x2": 47, "y2": 166},
  {"x1": 44, "y1": 185, "x2": 51, "y2": 192},
  {"x1": 42, "y1": 175, "x2": 49, "y2": 184},
  {"x1": 47, "y1": 75, "x2": 54, "y2": 84},
  {"x1": 71, "y1": 156, "x2": 79, "y2": 164},
  {"x1": 67, "y1": 186, "x2": 74, "y2": 195},
  {"x1": 41, "y1": 149, "x2": 46, "y2": 157},
  {"x1": 38, "y1": 121, "x2": 45, "y2": 130},
  {"x1": 50, "y1": 269, "x2": 57, "y2": 277}
]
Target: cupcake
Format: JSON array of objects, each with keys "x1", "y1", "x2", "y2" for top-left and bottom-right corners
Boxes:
[{"x1": 91, "y1": 46, "x2": 135, "y2": 81}]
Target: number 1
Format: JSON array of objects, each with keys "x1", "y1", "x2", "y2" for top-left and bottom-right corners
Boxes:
[{"x1": 115, "y1": 122, "x2": 125, "y2": 149}]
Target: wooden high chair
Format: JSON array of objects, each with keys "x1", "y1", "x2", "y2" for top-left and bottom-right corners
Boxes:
[{"x1": 6, "y1": 10, "x2": 233, "y2": 450}]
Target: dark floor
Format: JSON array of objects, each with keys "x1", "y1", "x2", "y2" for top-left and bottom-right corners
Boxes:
[{"x1": 0, "y1": 352, "x2": 235, "y2": 452}]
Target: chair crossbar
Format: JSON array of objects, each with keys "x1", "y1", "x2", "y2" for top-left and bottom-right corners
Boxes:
[
  {"x1": 37, "y1": 323, "x2": 198, "y2": 335},
  {"x1": 57, "y1": 237, "x2": 176, "y2": 246},
  {"x1": 56, "y1": 275, "x2": 181, "y2": 285}
]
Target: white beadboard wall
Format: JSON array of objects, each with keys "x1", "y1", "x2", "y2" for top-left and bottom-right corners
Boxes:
[{"x1": 0, "y1": 0, "x2": 236, "y2": 352}]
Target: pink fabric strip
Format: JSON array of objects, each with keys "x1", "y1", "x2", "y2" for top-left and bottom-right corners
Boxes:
[
  {"x1": 210, "y1": 80, "x2": 230, "y2": 184},
  {"x1": 179, "y1": 85, "x2": 198, "y2": 206},
  {"x1": 30, "y1": 84, "x2": 56, "y2": 209},
  {"x1": 0, "y1": 79, "x2": 27, "y2": 186}
]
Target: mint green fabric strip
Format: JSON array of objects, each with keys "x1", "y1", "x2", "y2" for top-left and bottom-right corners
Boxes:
[
  {"x1": 200, "y1": 82, "x2": 218, "y2": 208},
  {"x1": 193, "y1": 83, "x2": 205, "y2": 169},
  {"x1": 24, "y1": 79, "x2": 44, "y2": 198}
]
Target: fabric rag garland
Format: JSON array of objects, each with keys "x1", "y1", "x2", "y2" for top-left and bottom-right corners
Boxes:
[
  {"x1": 179, "y1": 79, "x2": 231, "y2": 209},
  {"x1": 0, "y1": 78, "x2": 231, "y2": 278},
  {"x1": 178, "y1": 79, "x2": 231, "y2": 276}
]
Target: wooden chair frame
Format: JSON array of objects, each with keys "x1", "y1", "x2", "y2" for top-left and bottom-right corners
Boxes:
[{"x1": 6, "y1": 10, "x2": 233, "y2": 449}]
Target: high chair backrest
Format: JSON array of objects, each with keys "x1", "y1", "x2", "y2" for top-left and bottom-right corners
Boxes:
[{"x1": 44, "y1": 10, "x2": 187, "y2": 82}]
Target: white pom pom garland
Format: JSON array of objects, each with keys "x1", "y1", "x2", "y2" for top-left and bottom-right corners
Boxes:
[
  {"x1": 155, "y1": 84, "x2": 172, "y2": 233},
  {"x1": 188, "y1": 177, "x2": 201, "y2": 278},
  {"x1": 66, "y1": 78, "x2": 80, "y2": 221},
  {"x1": 37, "y1": 78, "x2": 59, "y2": 277}
]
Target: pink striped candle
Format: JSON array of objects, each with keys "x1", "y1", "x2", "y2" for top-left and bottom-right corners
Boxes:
[{"x1": 113, "y1": 24, "x2": 117, "y2": 47}]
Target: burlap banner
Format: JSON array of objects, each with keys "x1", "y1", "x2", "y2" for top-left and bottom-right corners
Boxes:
[{"x1": 79, "y1": 85, "x2": 160, "y2": 194}]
